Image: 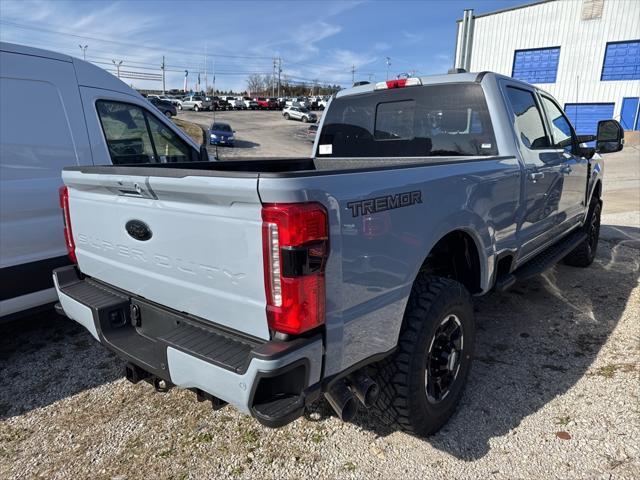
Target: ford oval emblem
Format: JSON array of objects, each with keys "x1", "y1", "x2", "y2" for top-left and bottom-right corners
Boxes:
[{"x1": 125, "y1": 220, "x2": 152, "y2": 241}]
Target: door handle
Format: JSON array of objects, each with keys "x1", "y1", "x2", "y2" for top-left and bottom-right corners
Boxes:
[{"x1": 528, "y1": 172, "x2": 544, "y2": 183}]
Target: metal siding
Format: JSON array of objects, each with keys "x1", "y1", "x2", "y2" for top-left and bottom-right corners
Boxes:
[
  {"x1": 457, "y1": 0, "x2": 640, "y2": 127},
  {"x1": 564, "y1": 102, "x2": 615, "y2": 134}
]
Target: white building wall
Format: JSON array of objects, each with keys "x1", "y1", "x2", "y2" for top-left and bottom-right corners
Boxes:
[{"x1": 456, "y1": 0, "x2": 640, "y2": 121}]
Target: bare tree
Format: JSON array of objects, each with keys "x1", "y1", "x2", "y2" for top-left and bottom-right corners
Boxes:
[{"x1": 246, "y1": 74, "x2": 264, "y2": 96}]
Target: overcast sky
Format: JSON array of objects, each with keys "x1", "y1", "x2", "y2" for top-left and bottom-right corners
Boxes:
[{"x1": 0, "y1": 0, "x2": 528, "y2": 92}]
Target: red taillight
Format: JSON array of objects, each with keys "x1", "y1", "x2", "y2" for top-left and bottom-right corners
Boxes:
[
  {"x1": 58, "y1": 186, "x2": 77, "y2": 263},
  {"x1": 386, "y1": 78, "x2": 407, "y2": 89},
  {"x1": 262, "y1": 203, "x2": 329, "y2": 335}
]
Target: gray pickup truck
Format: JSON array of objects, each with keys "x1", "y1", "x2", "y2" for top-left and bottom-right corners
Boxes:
[{"x1": 53, "y1": 72, "x2": 624, "y2": 435}]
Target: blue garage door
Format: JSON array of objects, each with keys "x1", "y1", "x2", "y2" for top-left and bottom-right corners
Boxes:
[
  {"x1": 564, "y1": 103, "x2": 615, "y2": 136},
  {"x1": 620, "y1": 97, "x2": 639, "y2": 130}
]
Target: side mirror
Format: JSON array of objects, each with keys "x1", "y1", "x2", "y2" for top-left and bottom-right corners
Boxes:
[
  {"x1": 596, "y1": 119, "x2": 624, "y2": 154},
  {"x1": 199, "y1": 144, "x2": 210, "y2": 162}
]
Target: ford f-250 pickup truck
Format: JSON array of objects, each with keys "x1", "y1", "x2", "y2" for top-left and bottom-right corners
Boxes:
[{"x1": 53, "y1": 72, "x2": 624, "y2": 435}]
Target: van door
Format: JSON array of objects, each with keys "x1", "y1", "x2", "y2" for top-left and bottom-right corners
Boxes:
[
  {"x1": 0, "y1": 50, "x2": 92, "y2": 314},
  {"x1": 500, "y1": 81, "x2": 566, "y2": 261}
]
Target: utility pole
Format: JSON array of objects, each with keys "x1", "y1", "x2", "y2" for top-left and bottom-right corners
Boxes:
[
  {"x1": 112, "y1": 59, "x2": 123, "y2": 78},
  {"x1": 161, "y1": 56, "x2": 166, "y2": 94},
  {"x1": 385, "y1": 57, "x2": 391, "y2": 80},
  {"x1": 351, "y1": 64, "x2": 356, "y2": 84},
  {"x1": 277, "y1": 57, "x2": 282, "y2": 98},
  {"x1": 204, "y1": 45, "x2": 208, "y2": 92},
  {"x1": 272, "y1": 57, "x2": 277, "y2": 97},
  {"x1": 78, "y1": 44, "x2": 88, "y2": 60}
]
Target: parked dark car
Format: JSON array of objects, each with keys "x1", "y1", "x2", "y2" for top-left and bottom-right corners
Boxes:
[
  {"x1": 306, "y1": 123, "x2": 318, "y2": 142},
  {"x1": 212, "y1": 96, "x2": 230, "y2": 110},
  {"x1": 208, "y1": 122, "x2": 235, "y2": 146},
  {"x1": 148, "y1": 97, "x2": 177, "y2": 117}
]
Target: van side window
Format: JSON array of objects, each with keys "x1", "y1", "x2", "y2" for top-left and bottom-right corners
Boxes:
[
  {"x1": 96, "y1": 100, "x2": 196, "y2": 164},
  {"x1": 540, "y1": 95, "x2": 575, "y2": 149},
  {"x1": 145, "y1": 113, "x2": 193, "y2": 161},
  {"x1": 505, "y1": 87, "x2": 550, "y2": 149}
]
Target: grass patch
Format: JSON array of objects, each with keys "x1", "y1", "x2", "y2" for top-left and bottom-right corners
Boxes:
[
  {"x1": 196, "y1": 432, "x2": 215, "y2": 443},
  {"x1": 240, "y1": 429, "x2": 259, "y2": 445},
  {"x1": 594, "y1": 363, "x2": 636, "y2": 379},
  {"x1": 231, "y1": 466, "x2": 245, "y2": 476},
  {"x1": 342, "y1": 462, "x2": 357, "y2": 472},
  {"x1": 173, "y1": 118, "x2": 204, "y2": 145},
  {"x1": 555, "y1": 415, "x2": 571, "y2": 426},
  {"x1": 157, "y1": 448, "x2": 173, "y2": 458}
]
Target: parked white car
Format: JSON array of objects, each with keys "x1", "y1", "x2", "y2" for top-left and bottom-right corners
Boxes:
[
  {"x1": 282, "y1": 105, "x2": 317, "y2": 123},
  {"x1": 226, "y1": 97, "x2": 245, "y2": 110},
  {"x1": 242, "y1": 97, "x2": 259, "y2": 110},
  {"x1": 285, "y1": 97, "x2": 309, "y2": 108}
]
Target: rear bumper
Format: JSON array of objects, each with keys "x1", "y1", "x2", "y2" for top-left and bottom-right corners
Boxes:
[{"x1": 53, "y1": 265, "x2": 323, "y2": 427}]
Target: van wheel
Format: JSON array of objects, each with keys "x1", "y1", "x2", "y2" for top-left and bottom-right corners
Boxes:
[
  {"x1": 302, "y1": 116, "x2": 308, "y2": 123},
  {"x1": 284, "y1": 113, "x2": 290, "y2": 120},
  {"x1": 564, "y1": 200, "x2": 601, "y2": 267},
  {"x1": 373, "y1": 275, "x2": 475, "y2": 436}
]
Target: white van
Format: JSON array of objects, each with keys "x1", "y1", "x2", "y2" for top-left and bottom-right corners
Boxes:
[{"x1": 0, "y1": 42, "x2": 207, "y2": 320}]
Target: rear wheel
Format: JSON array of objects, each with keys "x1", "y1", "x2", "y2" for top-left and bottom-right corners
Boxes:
[
  {"x1": 284, "y1": 113, "x2": 290, "y2": 120},
  {"x1": 194, "y1": 105, "x2": 200, "y2": 112},
  {"x1": 564, "y1": 200, "x2": 601, "y2": 267},
  {"x1": 177, "y1": 104, "x2": 182, "y2": 110},
  {"x1": 302, "y1": 116, "x2": 308, "y2": 123},
  {"x1": 164, "y1": 110, "x2": 173, "y2": 118},
  {"x1": 373, "y1": 275, "x2": 475, "y2": 436}
]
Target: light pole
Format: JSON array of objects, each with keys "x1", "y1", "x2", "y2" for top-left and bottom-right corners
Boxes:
[
  {"x1": 112, "y1": 59, "x2": 123, "y2": 78},
  {"x1": 385, "y1": 57, "x2": 391, "y2": 80},
  {"x1": 78, "y1": 44, "x2": 88, "y2": 60}
]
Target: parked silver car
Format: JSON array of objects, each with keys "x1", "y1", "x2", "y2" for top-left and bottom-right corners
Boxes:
[
  {"x1": 282, "y1": 105, "x2": 317, "y2": 122},
  {"x1": 179, "y1": 95, "x2": 212, "y2": 111}
]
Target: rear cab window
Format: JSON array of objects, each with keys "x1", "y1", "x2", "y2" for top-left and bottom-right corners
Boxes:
[{"x1": 317, "y1": 83, "x2": 498, "y2": 158}]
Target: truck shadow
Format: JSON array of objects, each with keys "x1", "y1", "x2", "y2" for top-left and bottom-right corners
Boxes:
[
  {"x1": 315, "y1": 234, "x2": 639, "y2": 460},
  {"x1": 0, "y1": 312, "x2": 122, "y2": 420}
]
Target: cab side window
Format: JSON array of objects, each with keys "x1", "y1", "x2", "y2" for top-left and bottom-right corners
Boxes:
[
  {"x1": 540, "y1": 95, "x2": 575, "y2": 148},
  {"x1": 505, "y1": 87, "x2": 550, "y2": 149},
  {"x1": 96, "y1": 100, "x2": 196, "y2": 164}
]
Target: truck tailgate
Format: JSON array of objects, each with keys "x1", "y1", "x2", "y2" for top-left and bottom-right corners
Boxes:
[{"x1": 63, "y1": 170, "x2": 269, "y2": 340}]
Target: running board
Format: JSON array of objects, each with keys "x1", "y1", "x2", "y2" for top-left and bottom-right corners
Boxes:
[{"x1": 495, "y1": 229, "x2": 587, "y2": 292}]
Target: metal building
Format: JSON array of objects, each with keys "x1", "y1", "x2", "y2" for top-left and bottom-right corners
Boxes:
[{"x1": 454, "y1": 0, "x2": 640, "y2": 134}]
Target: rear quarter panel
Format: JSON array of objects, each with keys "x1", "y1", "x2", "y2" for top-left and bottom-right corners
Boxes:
[{"x1": 258, "y1": 157, "x2": 521, "y2": 375}]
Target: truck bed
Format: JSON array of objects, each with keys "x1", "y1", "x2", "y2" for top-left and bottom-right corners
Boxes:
[{"x1": 65, "y1": 155, "x2": 510, "y2": 178}]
